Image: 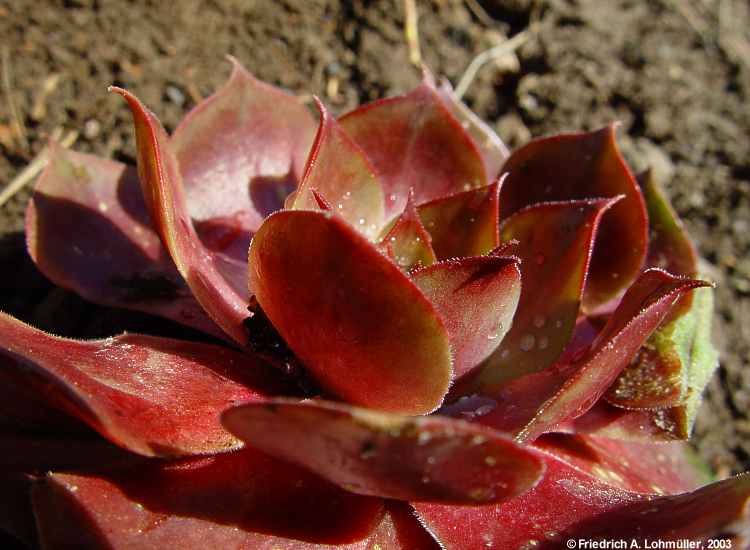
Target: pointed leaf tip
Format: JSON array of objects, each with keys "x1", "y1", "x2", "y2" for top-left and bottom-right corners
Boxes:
[
  {"x1": 340, "y1": 79, "x2": 487, "y2": 217},
  {"x1": 0, "y1": 313, "x2": 289, "y2": 457},
  {"x1": 500, "y1": 125, "x2": 648, "y2": 311},
  {"x1": 411, "y1": 255, "x2": 521, "y2": 377},
  {"x1": 293, "y1": 96, "x2": 385, "y2": 239},
  {"x1": 114, "y1": 86, "x2": 250, "y2": 344}
]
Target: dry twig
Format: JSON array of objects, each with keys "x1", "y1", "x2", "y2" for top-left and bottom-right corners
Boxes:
[
  {"x1": 1, "y1": 47, "x2": 29, "y2": 153},
  {"x1": 454, "y1": 29, "x2": 532, "y2": 99},
  {"x1": 0, "y1": 129, "x2": 78, "y2": 208},
  {"x1": 404, "y1": 0, "x2": 422, "y2": 67}
]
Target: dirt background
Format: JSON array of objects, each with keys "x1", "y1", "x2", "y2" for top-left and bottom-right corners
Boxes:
[{"x1": 0, "y1": 0, "x2": 748, "y2": 476}]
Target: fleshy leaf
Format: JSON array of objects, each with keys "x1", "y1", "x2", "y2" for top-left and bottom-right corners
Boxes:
[
  {"x1": 462, "y1": 270, "x2": 709, "y2": 440},
  {"x1": 410, "y1": 255, "x2": 521, "y2": 377},
  {"x1": 417, "y1": 180, "x2": 501, "y2": 260},
  {"x1": 467, "y1": 198, "x2": 619, "y2": 392},
  {"x1": 26, "y1": 144, "x2": 221, "y2": 338},
  {"x1": 605, "y1": 171, "x2": 718, "y2": 437},
  {"x1": 172, "y1": 56, "x2": 316, "y2": 235},
  {"x1": 415, "y1": 439, "x2": 748, "y2": 549},
  {"x1": 0, "y1": 313, "x2": 290, "y2": 457},
  {"x1": 499, "y1": 125, "x2": 648, "y2": 310},
  {"x1": 379, "y1": 191, "x2": 436, "y2": 271},
  {"x1": 339, "y1": 73, "x2": 487, "y2": 217},
  {"x1": 570, "y1": 400, "x2": 691, "y2": 441},
  {"x1": 436, "y1": 78, "x2": 509, "y2": 180},
  {"x1": 533, "y1": 433, "x2": 710, "y2": 494},
  {"x1": 112, "y1": 86, "x2": 250, "y2": 344},
  {"x1": 292, "y1": 98, "x2": 385, "y2": 240},
  {"x1": 249, "y1": 210, "x2": 452, "y2": 414},
  {"x1": 222, "y1": 399, "x2": 544, "y2": 505},
  {"x1": 32, "y1": 447, "x2": 385, "y2": 549},
  {"x1": 559, "y1": 474, "x2": 750, "y2": 546},
  {"x1": 515, "y1": 269, "x2": 710, "y2": 442},
  {"x1": 640, "y1": 168, "x2": 698, "y2": 277}
]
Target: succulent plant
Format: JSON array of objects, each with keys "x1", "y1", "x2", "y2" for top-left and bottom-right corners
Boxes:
[{"x1": 1, "y1": 57, "x2": 747, "y2": 549}]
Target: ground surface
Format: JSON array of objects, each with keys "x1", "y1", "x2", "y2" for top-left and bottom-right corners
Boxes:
[{"x1": 0, "y1": 0, "x2": 748, "y2": 475}]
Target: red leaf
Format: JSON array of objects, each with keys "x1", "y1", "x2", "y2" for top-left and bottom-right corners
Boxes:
[
  {"x1": 411, "y1": 255, "x2": 521, "y2": 377},
  {"x1": 415, "y1": 438, "x2": 747, "y2": 549},
  {"x1": 417, "y1": 180, "x2": 501, "y2": 260},
  {"x1": 570, "y1": 400, "x2": 691, "y2": 442},
  {"x1": 222, "y1": 399, "x2": 544, "y2": 505},
  {"x1": 32, "y1": 447, "x2": 385, "y2": 548},
  {"x1": 111, "y1": 86, "x2": 250, "y2": 345},
  {"x1": 0, "y1": 313, "x2": 289, "y2": 457},
  {"x1": 172, "y1": 57, "x2": 316, "y2": 234},
  {"x1": 534, "y1": 433, "x2": 709, "y2": 494},
  {"x1": 379, "y1": 191, "x2": 437, "y2": 271},
  {"x1": 557, "y1": 474, "x2": 750, "y2": 546},
  {"x1": 339, "y1": 73, "x2": 487, "y2": 217},
  {"x1": 514, "y1": 269, "x2": 710, "y2": 442},
  {"x1": 436, "y1": 78, "x2": 509, "y2": 180},
  {"x1": 465, "y1": 198, "x2": 619, "y2": 393},
  {"x1": 26, "y1": 144, "x2": 221, "y2": 338},
  {"x1": 500, "y1": 125, "x2": 648, "y2": 311},
  {"x1": 292, "y1": 98, "x2": 385, "y2": 240},
  {"x1": 249, "y1": 210, "x2": 452, "y2": 414}
]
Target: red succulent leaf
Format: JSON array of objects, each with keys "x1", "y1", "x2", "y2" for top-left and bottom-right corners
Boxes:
[
  {"x1": 339, "y1": 72, "x2": 487, "y2": 217},
  {"x1": 640, "y1": 168, "x2": 698, "y2": 278},
  {"x1": 249, "y1": 210, "x2": 452, "y2": 414},
  {"x1": 410, "y1": 255, "x2": 521, "y2": 377},
  {"x1": 222, "y1": 398, "x2": 544, "y2": 505},
  {"x1": 417, "y1": 179, "x2": 501, "y2": 260},
  {"x1": 171, "y1": 56, "x2": 316, "y2": 234},
  {"x1": 436, "y1": 79, "x2": 509, "y2": 180},
  {"x1": 571, "y1": 400, "x2": 691, "y2": 441},
  {"x1": 379, "y1": 191, "x2": 437, "y2": 271},
  {"x1": 292, "y1": 98, "x2": 385, "y2": 240},
  {"x1": 533, "y1": 433, "x2": 709, "y2": 494},
  {"x1": 32, "y1": 447, "x2": 385, "y2": 548},
  {"x1": 604, "y1": 170, "x2": 717, "y2": 427},
  {"x1": 415, "y1": 439, "x2": 748, "y2": 549},
  {"x1": 514, "y1": 269, "x2": 710, "y2": 442},
  {"x1": 0, "y1": 313, "x2": 290, "y2": 457},
  {"x1": 112, "y1": 86, "x2": 250, "y2": 345},
  {"x1": 461, "y1": 270, "x2": 708, "y2": 440},
  {"x1": 499, "y1": 125, "x2": 648, "y2": 311},
  {"x1": 465, "y1": 198, "x2": 620, "y2": 393},
  {"x1": 556, "y1": 474, "x2": 750, "y2": 546},
  {"x1": 26, "y1": 144, "x2": 222, "y2": 338}
]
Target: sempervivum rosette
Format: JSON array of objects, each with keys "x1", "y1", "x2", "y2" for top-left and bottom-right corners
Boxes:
[{"x1": 1, "y1": 57, "x2": 746, "y2": 549}]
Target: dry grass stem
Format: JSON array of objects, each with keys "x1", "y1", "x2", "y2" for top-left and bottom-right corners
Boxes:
[
  {"x1": 0, "y1": 129, "x2": 78, "y2": 207},
  {"x1": 404, "y1": 0, "x2": 422, "y2": 67}
]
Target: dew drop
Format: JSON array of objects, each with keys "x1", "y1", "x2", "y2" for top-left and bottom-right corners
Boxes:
[
  {"x1": 337, "y1": 203, "x2": 344, "y2": 210},
  {"x1": 421, "y1": 475, "x2": 431, "y2": 484},
  {"x1": 484, "y1": 455, "x2": 497, "y2": 466},
  {"x1": 487, "y1": 332, "x2": 498, "y2": 340},
  {"x1": 475, "y1": 404, "x2": 495, "y2": 416},
  {"x1": 388, "y1": 193, "x2": 397, "y2": 202},
  {"x1": 500, "y1": 349, "x2": 510, "y2": 359},
  {"x1": 343, "y1": 191, "x2": 352, "y2": 199},
  {"x1": 555, "y1": 319, "x2": 562, "y2": 328},
  {"x1": 538, "y1": 336, "x2": 549, "y2": 350},
  {"x1": 358, "y1": 218, "x2": 366, "y2": 225},
  {"x1": 519, "y1": 334, "x2": 536, "y2": 352},
  {"x1": 533, "y1": 315, "x2": 546, "y2": 328},
  {"x1": 418, "y1": 431, "x2": 432, "y2": 445},
  {"x1": 390, "y1": 236, "x2": 397, "y2": 242}
]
